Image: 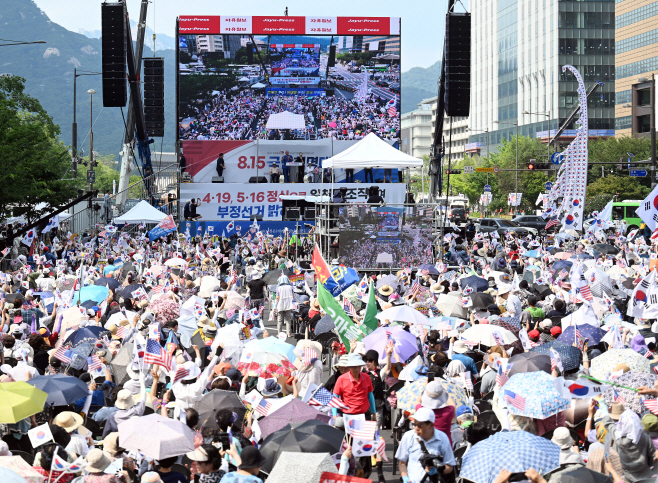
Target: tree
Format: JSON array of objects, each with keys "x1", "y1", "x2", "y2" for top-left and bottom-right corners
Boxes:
[
  {"x1": 586, "y1": 175, "x2": 650, "y2": 203},
  {"x1": 0, "y1": 75, "x2": 81, "y2": 223},
  {"x1": 587, "y1": 136, "x2": 651, "y2": 186}
]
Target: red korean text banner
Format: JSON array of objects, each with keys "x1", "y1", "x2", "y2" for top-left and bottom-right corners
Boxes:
[
  {"x1": 319, "y1": 472, "x2": 372, "y2": 483},
  {"x1": 178, "y1": 16, "x2": 400, "y2": 36}
]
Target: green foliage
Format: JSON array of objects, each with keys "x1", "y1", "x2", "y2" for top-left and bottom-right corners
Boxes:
[
  {"x1": 586, "y1": 175, "x2": 651, "y2": 202},
  {"x1": 585, "y1": 193, "x2": 611, "y2": 215},
  {"x1": 0, "y1": 75, "x2": 81, "y2": 222},
  {"x1": 587, "y1": 136, "x2": 652, "y2": 187},
  {"x1": 335, "y1": 51, "x2": 380, "y2": 66}
]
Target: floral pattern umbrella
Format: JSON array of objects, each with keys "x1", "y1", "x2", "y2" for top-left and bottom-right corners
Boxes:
[
  {"x1": 236, "y1": 351, "x2": 294, "y2": 379},
  {"x1": 341, "y1": 285, "x2": 362, "y2": 312},
  {"x1": 602, "y1": 371, "x2": 657, "y2": 415},
  {"x1": 148, "y1": 297, "x2": 180, "y2": 324},
  {"x1": 590, "y1": 348, "x2": 651, "y2": 379},
  {"x1": 497, "y1": 371, "x2": 571, "y2": 419},
  {"x1": 396, "y1": 376, "x2": 469, "y2": 414}
]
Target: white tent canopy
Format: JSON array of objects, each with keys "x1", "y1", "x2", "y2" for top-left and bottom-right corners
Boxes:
[
  {"x1": 251, "y1": 82, "x2": 267, "y2": 88},
  {"x1": 265, "y1": 111, "x2": 305, "y2": 130},
  {"x1": 114, "y1": 200, "x2": 168, "y2": 224},
  {"x1": 322, "y1": 132, "x2": 423, "y2": 169}
]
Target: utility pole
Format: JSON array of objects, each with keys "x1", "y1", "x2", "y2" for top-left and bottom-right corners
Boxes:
[
  {"x1": 73, "y1": 68, "x2": 78, "y2": 178},
  {"x1": 88, "y1": 89, "x2": 96, "y2": 194},
  {"x1": 652, "y1": 73, "x2": 656, "y2": 188}
]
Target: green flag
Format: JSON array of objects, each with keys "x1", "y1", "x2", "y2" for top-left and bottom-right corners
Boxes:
[
  {"x1": 361, "y1": 281, "x2": 379, "y2": 336},
  {"x1": 317, "y1": 282, "x2": 364, "y2": 346}
]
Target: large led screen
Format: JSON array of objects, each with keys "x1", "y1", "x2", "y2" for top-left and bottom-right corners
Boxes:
[
  {"x1": 178, "y1": 18, "x2": 400, "y2": 144},
  {"x1": 338, "y1": 205, "x2": 434, "y2": 269}
]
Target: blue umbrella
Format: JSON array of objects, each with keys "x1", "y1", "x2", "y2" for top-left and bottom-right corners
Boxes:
[
  {"x1": 522, "y1": 250, "x2": 540, "y2": 258},
  {"x1": 551, "y1": 260, "x2": 573, "y2": 274},
  {"x1": 558, "y1": 324, "x2": 606, "y2": 345},
  {"x1": 95, "y1": 277, "x2": 121, "y2": 291},
  {"x1": 461, "y1": 431, "x2": 560, "y2": 483},
  {"x1": 570, "y1": 253, "x2": 593, "y2": 260},
  {"x1": 74, "y1": 285, "x2": 109, "y2": 304},
  {"x1": 497, "y1": 371, "x2": 571, "y2": 419},
  {"x1": 0, "y1": 468, "x2": 28, "y2": 483},
  {"x1": 417, "y1": 264, "x2": 439, "y2": 275},
  {"x1": 64, "y1": 326, "x2": 110, "y2": 347},
  {"x1": 26, "y1": 374, "x2": 90, "y2": 406},
  {"x1": 530, "y1": 340, "x2": 581, "y2": 371},
  {"x1": 460, "y1": 275, "x2": 488, "y2": 293},
  {"x1": 243, "y1": 337, "x2": 297, "y2": 364},
  {"x1": 497, "y1": 316, "x2": 521, "y2": 330}
]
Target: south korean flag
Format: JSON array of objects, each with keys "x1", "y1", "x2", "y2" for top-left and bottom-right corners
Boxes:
[{"x1": 636, "y1": 184, "x2": 658, "y2": 231}]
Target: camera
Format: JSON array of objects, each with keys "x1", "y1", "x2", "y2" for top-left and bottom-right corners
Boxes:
[{"x1": 417, "y1": 439, "x2": 445, "y2": 483}]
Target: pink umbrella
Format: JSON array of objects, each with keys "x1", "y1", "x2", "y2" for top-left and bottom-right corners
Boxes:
[{"x1": 328, "y1": 122, "x2": 337, "y2": 128}]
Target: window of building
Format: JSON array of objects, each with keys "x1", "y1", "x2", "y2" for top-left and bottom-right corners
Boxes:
[
  {"x1": 638, "y1": 89, "x2": 651, "y2": 106},
  {"x1": 638, "y1": 115, "x2": 651, "y2": 133},
  {"x1": 616, "y1": 116, "x2": 632, "y2": 130}
]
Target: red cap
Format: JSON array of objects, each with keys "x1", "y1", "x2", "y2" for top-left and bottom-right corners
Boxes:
[
  {"x1": 550, "y1": 326, "x2": 562, "y2": 337},
  {"x1": 528, "y1": 330, "x2": 540, "y2": 340}
]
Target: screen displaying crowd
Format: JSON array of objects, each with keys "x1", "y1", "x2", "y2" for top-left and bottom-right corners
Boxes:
[
  {"x1": 178, "y1": 34, "x2": 400, "y2": 143},
  {"x1": 339, "y1": 206, "x2": 433, "y2": 268}
]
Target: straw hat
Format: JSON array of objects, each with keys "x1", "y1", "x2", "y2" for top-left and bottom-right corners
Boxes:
[
  {"x1": 86, "y1": 449, "x2": 113, "y2": 473},
  {"x1": 430, "y1": 283, "x2": 445, "y2": 294},
  {"x1": 378, "y1": 285, "x2": 394, "y2": 296},
  {"x1": 114, "y1": 389, "x2": 136, "y2": 410},
  {"x1": 52, "y1": 411, "x2": 83, "y2": 433},
  {"x1": 102, "y1": 432, "x2": 121, "y2": 457},
  {"x1": 609, "y1": 402, "x2": 625, "y2": 421}
]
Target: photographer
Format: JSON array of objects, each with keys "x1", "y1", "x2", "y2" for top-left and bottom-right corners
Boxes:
[{"x1": 395, "y1": 407, "x2": 455, "y2": 483}]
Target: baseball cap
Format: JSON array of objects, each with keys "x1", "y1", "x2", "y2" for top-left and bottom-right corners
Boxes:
[
  {"x1": 455, "y1": 405, "x2": 473, "y2": 418},
  {"x1": 410, "y1": 407, "x2": 436, "y2": 424}
]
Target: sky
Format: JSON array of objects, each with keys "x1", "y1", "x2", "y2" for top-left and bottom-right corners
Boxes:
[{"x1": 32, "y1": 0, "x2": 468, "y2": 71}]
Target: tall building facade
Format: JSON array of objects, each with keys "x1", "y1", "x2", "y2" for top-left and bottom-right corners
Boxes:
[
  {"x1": 615, "y1": 0, "x2": 658, "y2": 138},
  {"x1": 468, "y1": 0, "x2": 616, "y2": 154}
]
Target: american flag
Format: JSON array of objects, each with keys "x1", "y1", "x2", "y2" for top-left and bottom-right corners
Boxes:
[
  {"x1": 349, "y1": 420, "x2": 378, "y2": 440},
  {"x1": 463, "y1": 371, "x2": 473, "y2": 390},
  {"x1": 343, "y1": 299, "x2": 357, "y2": 318},
  {"x1": 53, "y1": 345, "x2": 71, "y2": 364},
  {"x1": 255, "y1": 397, "x2": 273, "y2": 417},
  {"x1": 645, "y1": 350, "x2": 655, "y2": 359},
  {"x1": 496, "y1": 364, "x2": 509, "y2": 387},
  {"x1": 545, "y1": 217, "x2": 560, "y2": 230},
  {"x1": 375, "y1": 438, "x2": 389, "y2": 462},
  {"x1": 152, "y1": 285, "x2": 164, "y2": 294},
  {"x1": 303, "y1": 348, "x2": 316, "y2": 366},
  {"x1": 172, "y1": 366, "x2": 190, "y2": 384},
  {"x1": 504, "y1": 389, "x2": 526, "y2": 410},
  {"x1": 230, "y1": 270, "x2": 238, "y2": 285},
  {"x1": 143, "y1": 338, "x2": 172, "y2": 371},
  {"x1": 1, "y1": 247, "x2": 9, "y2": 257},
  {"x1": 578, "y1": 285, "x2": 593, "y2": 301},
  {"x1": 613, "y1": 389, "x2": 626, "y2": 405},
  {"x1": 87, "y1": 354, "x2": 102, "y2": 372},
  {"x1": 116, "y1": 326, "x2": 128, "y2": 339},
  {"x1": 643, "y1": 397, "x2": 658, "y2": 415},
  {"x1": 308, "y1": 386, "x2": 350, "y2": 411},
  {"x1": 410, "y1": 281, "x2": 422, "y2": 296}
]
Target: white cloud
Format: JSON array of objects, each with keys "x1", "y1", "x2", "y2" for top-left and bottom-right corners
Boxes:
[{"x1": 43, "y1": 47, "x2": 60, "y2": 58}]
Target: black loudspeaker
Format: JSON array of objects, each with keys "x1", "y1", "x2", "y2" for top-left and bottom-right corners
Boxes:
[
  {"x1": 328, "y1": 45, "x2": 336, "y2": 67},
  {"x1": 247, "y1": 43, "x2": 254, "y2": 64},
  {"x1": 101, "y1": 2, "x2": 127, "y2": 107},
  {"x1": 143, "y1": 57, "x2": 165, "y2": 137},
  {"x1": 325, "y1": 88, "x2": 335, "y2": 97},
  {"x1": 444, "y1": 12, "x2": 471, "y2": 117},
  {"x1": 304, "y1": 208, "x2": 316, "y2": 220},
  {"x1": 285, "y1": 208, "x2": 300, "y2": 220},
  {"x1": 250, "y1": 215, "x2": 263, "y2": 221},
  {"x1": 249, "y1": 176, "x2": 268, "y2": 183}
]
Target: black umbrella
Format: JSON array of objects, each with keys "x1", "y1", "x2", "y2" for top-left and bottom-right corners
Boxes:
[
  {"x1": 469, "y1": 292, "x2": 495, "y2": 310},
  {"x1": 508, "y1": 352, "x2": 551, "y2": 377},
  {"x1": 551, "y1": 466, "x2": 613, "y2": 483},
  {"x1": 592, "y1": 243, "x2": 619, "y2": 255},
  {"x1": 531, "y1": 284, "x2": 553, "y2": 299},
  {"x1": 193, "y1": 390, "x2": 246, "y2": 430},
  {"x1": 95, "y1": 277, "x2": 120, "y2": 291},
  {"x1": 121, "y1": 262, "x2": 137, "y2": 276},
  {"x1": 262, "y1": 268, "x2": 293, "y2": 285},
  {"x1": 4, "y1": 293, "x2": 23, "y2": 304},
  {"x1": 460, "y1": 275, "x2": 488, "y2": 293},
  {"x1": 119, "y1": 283, "x2": 146, "y2": 300},
  {"x1": 622, "y1": 278, "x2": 636, "y2": 290},
  {"x1": 26, "y1": 374, "x2": 90, "y2": 406},
  {"x1": 549, "y1": 247, "x2": 560, "y2": 255},
  {"x1": 259, "y1": 419, "x2": 344, "y2": 474},
  {"x1": 475, "y1": 410, "x2": 502, "y2": 434},
  {"x1": 313, "y1": 314, "x2": 335, "y2": 335}
]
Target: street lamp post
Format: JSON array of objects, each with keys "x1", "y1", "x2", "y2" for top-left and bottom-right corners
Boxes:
[
  {"x1": 494, "y1": 120, "x2": 519, "y2": 195},
  {"x1": 0, "y1": 39, "x2": 46, "y2": 47},
  {"x1": 87, "y1": 89, "x2": 96, "y2": 197},
  {"x1": 73, "y1": 70, "x2": 102, "y2": 178}
]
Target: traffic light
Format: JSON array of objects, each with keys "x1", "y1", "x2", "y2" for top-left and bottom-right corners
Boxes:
[
  {"x1": 445, "y1": 169, "x2": 462, "y2": 175},
  {"x1": 527, "y1": 161, "x2": 535, "y2": 170}
]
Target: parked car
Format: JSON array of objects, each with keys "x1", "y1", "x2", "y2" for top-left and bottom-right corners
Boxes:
[
  {"x1": 376, "y1": 80, "x2": 389, "y2": 87},
  {"x1": 389, "y1": 82, "x2": 400, "y2": 93},
  {"x1": 476, "y1": 218, "x2": 535, "y2": 236},
  {"x1": 448, "y1": 207, "x2": 468, "y2": 225},
  {"x1": 513, "y1": 215, "x2": 556, "y2": 235}
]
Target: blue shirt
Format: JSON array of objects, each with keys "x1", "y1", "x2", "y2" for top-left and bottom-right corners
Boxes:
[
  {"x1": 219, "y1": 474, "x2": 262, "y2": 483},
  {"x1": 103, "y1": 265, "x2": 116, "y2": 276},
  {"x1": 281, "y1": 155, "x2": 293, "y2": 167},
  {"x1": 395, "y1": 428, "x2": 456, "y2": 483},
  {"x1": 451, "y1": 353, "x2": 478, "y2": 377}
]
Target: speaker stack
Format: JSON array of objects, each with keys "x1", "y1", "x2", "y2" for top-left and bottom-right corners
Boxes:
[
  {"x1": 444, "y1": 12, "x2": 471, "y2": 117},
  {"x1": 101, "y1": 2, "x2": 127, "y2": 107},
  {"x1": 144, "y1": 57, "x2": 165, "y2": 137}
]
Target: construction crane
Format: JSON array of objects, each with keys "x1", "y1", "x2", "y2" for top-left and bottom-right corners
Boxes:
[{"x1": 116, "y1": 0, "x2": 154, "y2": 207}]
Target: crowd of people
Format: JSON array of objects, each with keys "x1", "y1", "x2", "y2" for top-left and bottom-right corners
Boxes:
[{"x1": 2, "y1": 203, "x2": 658, "y2": 483}]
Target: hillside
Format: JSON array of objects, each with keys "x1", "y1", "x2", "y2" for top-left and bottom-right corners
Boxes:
[
  {"x1": 0, "y1": 0, "x2": 176, "y2": 157},
  {"x1": 401, "y1": 61, "x2": 440, "y2": 113},
  {"x1": 79, "y1": 20, "x2": 177, "y2": 52}
]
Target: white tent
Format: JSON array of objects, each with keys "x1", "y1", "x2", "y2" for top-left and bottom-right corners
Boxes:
[
  {"x1": 114, "y1": 200, "x2": 168, "y2": 225},
  {"x1": 322, "y1": 132, "x2": 423, "y2": 169},
  {"x1": 251, "y1": 82, "x2": 267, "y2": 89},
  {"x1": 265, "y1": 111, "x2": 306, "y2": 130}
]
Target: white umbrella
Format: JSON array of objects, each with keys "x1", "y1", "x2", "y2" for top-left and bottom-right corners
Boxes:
[
  {"x1": 436, "y1": 293, "x2": 468, "y2": 319},
  {"x1": 375, "y1": 305, "x2": 429, "y2": 325},
  {"x1": 398, "y1": 355, "x2": 424, "y2": 381},
  {"x1": 104, "y1": 310, "x2": 137, "y2": 329},
  {"x1": 198, "y1": 276, "x2": 221, "y2": 298},
  {"x1": 118, "y1": 414, "x2": 196, "y2": 459},
  {"x1": 211, "y1": 324, "x2": 243, "y2": 353},
  {"x1": 461, "y1": 325, "x2": 518, "y2": 346}
]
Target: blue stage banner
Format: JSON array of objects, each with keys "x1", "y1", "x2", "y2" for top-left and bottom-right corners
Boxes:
[
  {"x1": 180, "y1": 220, "x2": 314, "y2": 239},
  {"x1": 265, "y1": 87, "x2": 326, "y2": 97}
]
